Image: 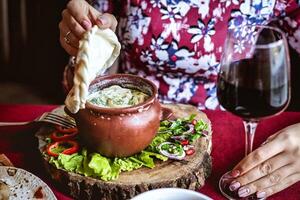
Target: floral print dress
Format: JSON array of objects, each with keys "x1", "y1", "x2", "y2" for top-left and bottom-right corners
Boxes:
[{"x1": 88, "y1": 0, "x2": 300, "y2": 110}]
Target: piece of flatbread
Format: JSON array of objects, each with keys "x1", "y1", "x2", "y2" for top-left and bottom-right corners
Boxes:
[
  {"x1": 0, "y1": 181, "x2": 9, "y2": 200},
  {"x1": 0, "y1": 154, "x2": 13, "y2": 167},
  {"x1": 65, "y1": 26, "x2": 121, "y2": 113}
]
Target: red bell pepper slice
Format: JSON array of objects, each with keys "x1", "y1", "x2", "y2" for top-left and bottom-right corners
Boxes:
[
  {"x1": 46, "y1": 140, "x2": 79, "y2": 157},
  {"x1": 50, "y1": 130, "x2": 78, "y2": 142},
  {"x1": 55, "y1": 125, "x2": 77, "y2": 134},
  {"x1": 50, "y1": 126, "x2": 78, "y2": 141}
]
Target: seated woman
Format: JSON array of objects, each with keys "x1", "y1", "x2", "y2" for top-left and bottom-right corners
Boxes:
[{"x1": 59, "y1": 0, "x2": 300, "y2": 199}]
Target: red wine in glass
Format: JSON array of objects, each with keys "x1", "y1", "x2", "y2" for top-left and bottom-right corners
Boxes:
[
  {"x1": 217, "y1": 25, "x2": 290, "y2": 199},
  {"x1": 218, "y1": 59, "x2": 289, "y2": 120}
]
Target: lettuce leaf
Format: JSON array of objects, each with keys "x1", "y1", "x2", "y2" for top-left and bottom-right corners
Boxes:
[
  {"x1": 113, "y1": 158, "x2": 142, "y2": 171},
  {"x1": 49, "y1": 156, "x2": 61, "y2": 169},
  {"x1": 78, "y1": 149, "x2": 95, "y2": 177},
  {"x1": 49, "y1": 153, "x2": 83, "y2": 172},
  {"x1": 58, "y1": 153, "x2": 83, "y2": 172},
  {"x1": 49, "y1": 148, "x2": 168, "y2": 181},
  {"x1": 110, "y1": 162, "x2": 121, "y2": 180},
  {"x1": 138, "y1": 151, "x2": 168, "y2": 168},
  {"x1": 88, "y1": 153, "x2": 112, "y2": 180},
  {"x1": 146, "y1": 132, "x2": 172, "y2": 152}
]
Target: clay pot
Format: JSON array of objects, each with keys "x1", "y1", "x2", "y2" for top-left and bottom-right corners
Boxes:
[{"x1": 66, "y1": 74, "x2": 171, "y2": 158}]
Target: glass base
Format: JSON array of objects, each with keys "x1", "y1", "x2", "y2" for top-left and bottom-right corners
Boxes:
[{"x1": 219, "y1": 172, "x2": 264, "y2": 200}]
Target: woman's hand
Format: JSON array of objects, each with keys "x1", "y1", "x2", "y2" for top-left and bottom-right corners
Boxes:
[
  {"x1": 229, "y1": 123, "x2": 300, "y2": 199},
  {"x1": 59, "y1": 0, "x2": 117, "y2": 56}
]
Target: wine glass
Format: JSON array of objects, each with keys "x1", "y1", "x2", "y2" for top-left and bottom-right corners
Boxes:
[{"x1": 217, "y1": 24, "x2": 291, "y2": 199}]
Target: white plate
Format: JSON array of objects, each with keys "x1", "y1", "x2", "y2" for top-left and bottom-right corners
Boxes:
[
  {"x1": 131, "y1": 188, "x2": 212, "y2": 200},
  {"x1": 0, "y1": 166, "x2": 56, "y2": 200}
]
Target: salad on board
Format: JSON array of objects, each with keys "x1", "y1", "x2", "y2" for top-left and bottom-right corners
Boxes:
[{"x1": 44, "y1": 114, "x2": 209, "y2": 181}]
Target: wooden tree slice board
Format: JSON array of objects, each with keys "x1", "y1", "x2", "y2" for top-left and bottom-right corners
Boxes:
[{"x1": 36, "y1": 104, "x2": 212, "y2": 200}]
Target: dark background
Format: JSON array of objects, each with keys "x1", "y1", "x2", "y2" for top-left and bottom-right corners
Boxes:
[
  {"x1": 289, "y1": 48, "x2": 300, "y2": 111},
  {"x1": 0, "y1": 0, "x2": 69, "y2": 104},
  {"x1": 0, "y1": 0, "x2": 299, "y2": 110}
]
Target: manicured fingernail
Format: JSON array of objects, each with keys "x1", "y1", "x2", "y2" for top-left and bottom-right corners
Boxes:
[
  {"x1": 229, "y1": 181, "x2": 241, "y2": 191},
  {"x1": 82, "y1": 20, "x2": 91, "y2": 30},
  {"x1": 231, "y1": 170, "x2": 240, "y2": 177},
  {"x1": 98, "y1": 16, "x2": 108, "y2": 25},
  {"x1": 257, "y1": 191, "x2": 266, "y2": 198},
  {"x1": 238, "y1": 187, "x2": 250, "y2": 198}
]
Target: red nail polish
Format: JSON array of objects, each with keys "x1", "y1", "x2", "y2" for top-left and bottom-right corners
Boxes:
[{"x1": 231, "y1": 170, "x2": 240, "y2": 177}]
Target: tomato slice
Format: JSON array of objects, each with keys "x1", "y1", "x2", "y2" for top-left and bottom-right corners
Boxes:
[
  {"x1": 180, "y1": 140, "x2": 189, "y2": 146},
  {"x1": 191, "y1": 119, "x2": 197, "y2": 126},
  {"x1": 185, "y1": 148, "x2": 195, "y2": 156}
]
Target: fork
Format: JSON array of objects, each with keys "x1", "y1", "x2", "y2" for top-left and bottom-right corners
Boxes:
[{"x1": 0, "y1": 112, "x2": 76, "y2": 128}]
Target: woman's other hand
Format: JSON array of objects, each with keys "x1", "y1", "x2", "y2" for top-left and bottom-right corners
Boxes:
[
  {"x1": 59, "y1": 0, "x2": 117, "y2": 56},
  {"x1": 229, "y1": 123, "x2": 300, "y2": 199}
]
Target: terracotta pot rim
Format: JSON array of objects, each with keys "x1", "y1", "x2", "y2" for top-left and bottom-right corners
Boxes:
[{"x1": 85, "y1": 74, "x2": 158, "y2": 115}]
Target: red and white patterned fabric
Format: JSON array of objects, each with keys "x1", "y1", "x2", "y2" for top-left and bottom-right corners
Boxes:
[{"x1": 86, "y1": 0, "x2": 300, "y2": 110}]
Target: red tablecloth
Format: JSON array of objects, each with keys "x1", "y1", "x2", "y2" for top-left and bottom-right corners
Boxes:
[{"x1": 0, "y1": 104, "x2": 300, "y2": 200}]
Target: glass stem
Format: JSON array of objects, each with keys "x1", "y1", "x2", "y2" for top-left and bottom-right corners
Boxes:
[{"x1": 243, "y1": 121, "x2": 258, "y2": 156}]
